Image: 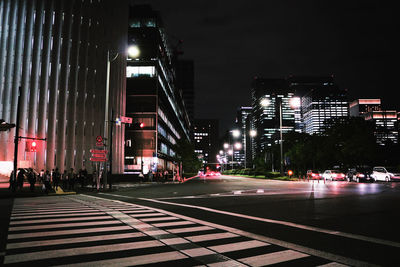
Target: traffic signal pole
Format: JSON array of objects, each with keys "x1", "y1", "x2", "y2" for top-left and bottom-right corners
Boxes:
[{"x1": 12, "y1": 89, "x2": 22, "y2": 184}]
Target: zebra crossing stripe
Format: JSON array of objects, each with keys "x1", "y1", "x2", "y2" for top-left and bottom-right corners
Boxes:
[
  {"x1": 4, "y1": 240, "x2": 164, "y2": 264},
  {"x1": 8, "y1": 220, "x2": 119, "y2": 231},
  {"x1": 168, "y1": 226, "x2": 214, "y2": 234},
  {"x1": 181, "y1": 247, "x2": 216, "y2": 257},
  {"x1": 186, "y1": 232, "x2": 238, "y2": 242},
  {"x1": 238, "y1": 250, "x2": 309, "y2": 266},
  {"x1": 207, "y1": 260, "x2": 247, "y2": 267},
  {"x1": 317, "y1": 263, "x2": 348, "y2": 267},
  {"x1": 7, "y1": 225, "x2": 132, "y2": 239},
  {"x1": 208, "y1": 240, "x2": 269, "y2": 253},
  {"x1": 6, "y1": 232, "x2": 145, "y2": 249},
  {"x1": 152, "y1": 220, "x2": 196, "y2": 227},
  {"x1": 9, "y1": 215, "x2": 112, "y2": 225},
  {"x1": 10, "y1": 212, "x2": 106, "y2": 220},
  {"x1": 141, "y1": 216, "x2": 180, "y2": 222}
]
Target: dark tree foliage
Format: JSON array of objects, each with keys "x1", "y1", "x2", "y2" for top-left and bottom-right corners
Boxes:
[
  {"x1": 174, "y1": 139, "x2": 202, "y2": 173},
  {"x1": 282, "y1": 117, "x2": 395, "y2": 174}
]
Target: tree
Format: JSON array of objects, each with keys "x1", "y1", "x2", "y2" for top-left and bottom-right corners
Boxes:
[{"x1": 174, "y1": 139, "x2": 202, "y2": 174}]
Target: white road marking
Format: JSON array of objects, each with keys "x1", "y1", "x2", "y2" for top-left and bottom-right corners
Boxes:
[
  {"x1": 152, "y1": 220, "x2": 196, "y2": 227},
  {"x1": 99, "y1": 193, "x2": 378, "y2": 267},
  {"x1": 168, "y1": 226, "x2": 215, "y2": 234},
  {"x1": 59, "y1": 251, "x2": 187, "y2": 267},
  {"x1": 138, "y1": 197, "x2": 400, "y2": 248},
  {"x1": 208, "y1": 240, "x2": 269, "y2": 253},
  {"x1": 186, "y1": 232, "x2": 238, "y2": 242},
  {"x1": 6, "y1": 232, "x2": 145, "y2": 249},
  {"x1": 8, "y1": 220, "x2": 119, "y2": 231},
  {"x1": 181, "y1": 247, "x2": 216, "y2": 257},
  {"x1": 9, "y1": 215, "x2": 112, "y2": 225},
  {"x1": 10, "y1": 212, "x2": 106, "y2": 220},
  {"x1": 128, "y1": 212, "x2": 166, "y2": 218},
  {"x1": 207, "y1": 260, "x2": 247, "y2": 267},
  {"x1": 141, "y1": 216, "x2": 180, "y2": 222},
  {"x1": 4, "y1": 240, "x2": 164, "y2": 264},
  {"x1": 160, "y1": 237, "x2": 190, "y2": 245},
  {"x1": 238, "y1": 250, "x2": 309, "y2": 266},
  {"x1": 317, "y1": 263, "x2": 349, "y2": 267},
  {"x1": 7, "y1": 225, "x2": 132, "y2": 239}
]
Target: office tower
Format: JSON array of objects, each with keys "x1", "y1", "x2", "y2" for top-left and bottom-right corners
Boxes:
[
  {"x1": 349, "y1": 99, "x2": 381, "y2": 117},
  {"x1": 290, "y1": 76, "x2": 348, "y2": 135},
  {"x1": 126, "y1": 5, "x2": 190, "y2": 174},
  {"x1": 251, "y1": 77, "x2": 298, "y2": 154},
  {"x1": 235, "y1": 107, "x2": 252, "y2": 167},
  {"x1": 0, "y1": 0, "x2": 127, "y2": 175},
  {"x1": 364, "y1": 111, "x2": 399, "y2": 145},
  {"x1": 193, "y1": 119, "x2": 219, "y2": 164}
]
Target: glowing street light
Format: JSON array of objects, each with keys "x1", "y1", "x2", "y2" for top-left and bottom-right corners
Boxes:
[
  {"x1": 232, "y1": 129, "x2": 240, "y2": 138},
  {"x1": 260, "y1": 98, "x2": 270, "y2": 107},
  {"x1": 223, "y1": 143, "x2": 229, "y2": 149},
  {"x1": 290, "y1": 97, "x2": 301, "y2": 109},
  {"x1": 127, "y1": 45, "x2": 140, "y2": 58},
  {"x1": 234, "y1": 142, "x2": 242, "y2": 150},
  {"x1": 249, "y1": 129, "x2": 257, "y2": 137}
]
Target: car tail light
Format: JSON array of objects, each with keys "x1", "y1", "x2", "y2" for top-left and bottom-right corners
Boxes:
[{"x1": 357, "y1": 174, "x2": 365, "y2": 178}]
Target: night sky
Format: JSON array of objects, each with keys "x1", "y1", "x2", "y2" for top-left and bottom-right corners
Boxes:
[{"x1": 133, "y1": 0, "x2": 397, "y2": 134}]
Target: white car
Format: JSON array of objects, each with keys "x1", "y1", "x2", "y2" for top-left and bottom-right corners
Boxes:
[
  {"x1": 322, "y1": 170, "x2": 346, "y2": 181},
  {"x1": 371, "y1": 167, "x2": 400, "y2": 182}
]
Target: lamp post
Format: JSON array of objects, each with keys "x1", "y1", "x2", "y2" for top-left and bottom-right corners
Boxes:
[
  {"x1": 245, "y1": 129, "x2": 257, "y2": 168},
  {"x1": 104, "y1": 45, "x2": 139, "y2": 189},
  {"x1": 260, "y1": 96, "x2": 300, "y2": 176}
]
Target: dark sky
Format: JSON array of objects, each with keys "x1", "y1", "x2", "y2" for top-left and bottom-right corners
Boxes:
[{"x1": 132, "y1": 0, "x2": 397, "y2": 134}]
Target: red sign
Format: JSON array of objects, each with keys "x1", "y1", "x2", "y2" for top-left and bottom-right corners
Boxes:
[
  {"x1": 90, "y1": 157, "x2": 107, "y2": 162},
  {"x1": 96, "y1": 136, "x2": 103, "y2": 142},
  {"x1": 90, "y1": 148, "x2": 107, "y2": 162},
  {"x1": 120, "y1": 116, "x2": 133, "y2": 124}
]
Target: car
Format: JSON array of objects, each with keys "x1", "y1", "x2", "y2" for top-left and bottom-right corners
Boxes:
[
  {"x1": 346, "y1": 167, "x2": 374, "y2": 183},
  {"x1": 371, "y1": 166, "x2": 400, "y2": 182},
  {"x1": 307, "y1": 170, "x2": 321, "y2": 180},
  {"x1": 322, "y1": 170, "x2": 346, "y2": 181}
]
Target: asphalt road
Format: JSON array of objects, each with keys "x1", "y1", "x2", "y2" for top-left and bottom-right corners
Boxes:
[{"x1": 1, "y1": 175, "x2": 399, "y2": 266}]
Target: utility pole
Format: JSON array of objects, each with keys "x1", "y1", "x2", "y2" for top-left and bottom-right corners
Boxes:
[{"x1": 12, "y1": 88, "x2": 22, "y2": 187}]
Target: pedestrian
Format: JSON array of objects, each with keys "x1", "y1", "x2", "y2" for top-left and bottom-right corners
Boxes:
[
  {"x1": 82, "y1": 168, "x2": 88, "y2": 188},
  {"x1": 164, "y1": 170, "x2": 169, "y2": 181},
  {"x1": 9, "y1": 170, "x2": 16, "y2": 192},
  {"x1": 17, "y1": 169, "x2": 25, "y2": 190},
  {"x1": 39, "y1": 169, "x2": 45, "y2": 183},
  {"x1": 53, "y1": 167, "x2": 61, "y2": 191},
  {"x1": 43, "y1": 170, "x2": 51, "y2": 194},
  {"x1": 68, "y1": 168, "x2": 76, "y2": 190},
  {"x1": 148, "y1": 171, "x2": 153, "y2": 182},
  {"x1": 27, "y1": 168, "x2": 36, "y2": 192},
  {"x1": 61, "y1": 170, "x2": 68, "y2": 190},
  {"x1": 92, "y1": 170, "x2": 97, "y2": 189}
]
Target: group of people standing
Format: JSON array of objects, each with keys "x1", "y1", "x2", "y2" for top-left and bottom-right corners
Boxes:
[{"x1": 9, "y1": 167, "x2": 89, "y2": 194}]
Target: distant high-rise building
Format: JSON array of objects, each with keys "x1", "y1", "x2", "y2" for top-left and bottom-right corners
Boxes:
[
  {"x1": 364, "y1": 111, "x2": 399, "y2": 145},
  {"x1": 251, "y1": 78, "x2": 298, "y2": 154},
  {"x1": 126, "y1": 5, "x2": 190, "y2": 174},
  {"x1": 349, "y1": 99, "x2": 381, "y2": 117},
  {"x1": 176, "y1": 60, "x2": 195, "y2": 125},
  {"x1": 235, "y1": 107, "x2": 252, "y2": 167},
  {"x1": 292, "y1": 76, "x2": 348, "y2": 135},
  {"x1": 193, "y1": 119, "x2": 219, "y2": 164}
]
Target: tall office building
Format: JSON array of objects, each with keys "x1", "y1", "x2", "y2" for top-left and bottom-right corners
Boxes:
[
  {"x1": 292, "y1": 76, "x2": 348, "y2": 135},
  {"x1": 125, "y1": 5, "x2": 190, "y2": 174},
  {"x1": 235, "y1": 107, "x2": 252, "y2": 167},
  {"x1": 364, "y1": 111, "x2": 399, "y2": 145},
  {"x1": 193, "y1": 119, "x2": 219, "y2": 164},
  {"x1": 251, "y1": 78, "x2": 298, "y2": 155},
  {"x1": 349, "y1": 99, "x2": 381, "y2": 117},
  {"x1": 0, "y1": 0, "x2": 127, "y2": 175}
]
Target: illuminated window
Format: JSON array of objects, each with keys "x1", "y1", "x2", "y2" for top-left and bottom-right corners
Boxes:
[{"x1": 126, "y1": 66, "x2": 155, "y2": 77}]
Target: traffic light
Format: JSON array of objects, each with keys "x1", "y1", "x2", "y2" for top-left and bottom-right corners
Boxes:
[
  {"x1": 132, "y1": 122, "x2": 144, "y2": 129},
  {"x1": 31, "y1": 141, "x2": 37, "y2": 152}
]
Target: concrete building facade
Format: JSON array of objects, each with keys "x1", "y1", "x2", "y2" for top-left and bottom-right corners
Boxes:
[{"x1": 0, "y1": 0, "x2": 128, "y2": 175}]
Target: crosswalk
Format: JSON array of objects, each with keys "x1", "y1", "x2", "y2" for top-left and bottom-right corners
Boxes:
[{"x1": 3, "y1": 195, "x2": 347, "y2": 266}]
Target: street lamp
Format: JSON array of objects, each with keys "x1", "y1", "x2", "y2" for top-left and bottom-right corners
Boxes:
[
  {"x1": 104, "y1": 45, "x2": 140, "y2": 189},
  {"x1": 245, "y1": 129, "x2": 257, "y2": 168},
  {"x1": 260, "y1": 95, "x2": 300, "y2": 176}
]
